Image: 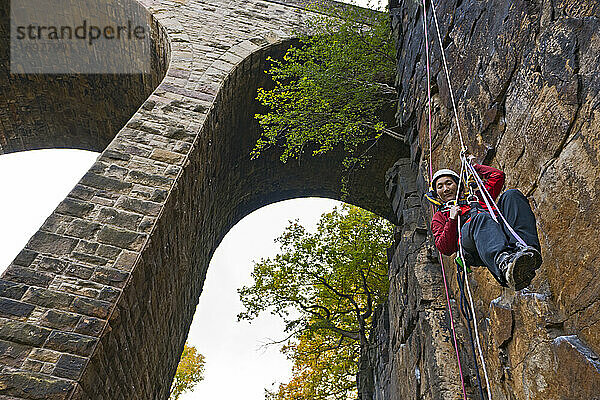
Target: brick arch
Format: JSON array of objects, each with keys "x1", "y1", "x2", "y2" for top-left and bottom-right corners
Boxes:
[{"x1": 0, "y1": 0, "x2": 407, "y2": 398}]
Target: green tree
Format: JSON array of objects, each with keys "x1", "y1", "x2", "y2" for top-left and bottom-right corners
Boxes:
[
  {"x1": 239, "y1": 205, "x2": 393, "y2": 400},
  {"x1": 169, "y1": 343, "x2": 206, "y2": 400},
  {"x1": 252, "y1": 2, "x2": 400, "y2": 190}
]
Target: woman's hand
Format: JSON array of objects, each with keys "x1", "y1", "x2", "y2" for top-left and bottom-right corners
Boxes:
[
  {"x1": 449, "y1": 205, "x2": 461, "y2": 220},
  {"x1": 467, "y1": 154, "x2": 477, "y2": 165}
]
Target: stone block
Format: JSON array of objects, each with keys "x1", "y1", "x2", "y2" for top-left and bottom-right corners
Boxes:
[
  {"x1": 172, "y1": 140, "x2": 192, "y2": 154},
  {"x1": 40, "y1": 214, "x2": 73, "y2": 234},
  {"x1": 80, "y1": 172, "x2": 133, "y2": 194},
  {"x1": 0, "y1": 318, "x2": 51, "y2": 346},
  {"x1": 12, "y1": 250, "x2": 38, "y2": 267},
  {"x1": 103, "y1": 149, "x2": 132, "y2": 162},
  {"x1": 70, "y1": 297, "x2": 111, "y2": 319},
  {"x1": 36, "y1": 257, "x2": 67, "y2": 274},
  {"x1": 150, "y1": 148, "x2": 185, "y2": 164},
  {"x1": 106, "y1": 165, "x2": 129, "y2": 180},
  {"x1": 96, "y1": 245, "x2": 122, "y2": 260},
  {"x1": 40, "y1": 310, "x2": 81, "y2": 331},
  {"x1": 69, "y1": 185, "x2": 97, "y2": 201},
  {"x1": 75, "y1": 317, "x2": 106, "y2": 337},
  {"x1": 91, "y1": 267, "x2": 129, "y2": 288},
  {"x1": 74, "y1": 241, "x2": 99, "y2": 254},
  {"x1": 54, "y1": 354, "x2": 87, "y2": 380},
  {"x1": 27, "y1": 232, "x2": 78, "y2": 257},
  {"x1": 126, "y1": 170, "x2": 174, "y2": 189},
  {"x1": 96, "y1": 207, "x2": 143, "y2": 231},
  {"x1": 0, "y1": 298, "x2": 35, "y2": 319},
  {"x1": 90, "y1": 196, "x2": 115, "y2": 206},
  {"x1": 58, "y1": 282, "x2": 102, "y2": 299},
  {"x1": 21, "y1": 288, "x2": 75, "y2": 310},
  {"x1": 0, "y1": 280, "x2": 28, "y2": 300},
  {"x1": 22, "y1": 359, "x2": 43, "y2": 373},
  {"x1": 55, "y1": 198, "x2": 95, "y2": 218},
  {"x1": 41, "y1": 363, "x2": 55, "y2": 375},
  {"x1": 65, "y1": 220, "x2": 102, "y2": 240},
  {"x1": 115, "y1": 196, "x2": 161, "y2": 216},
  {"x1": 70, "y1": 252, "x2": 109, "y2": 266},
  {"x1": 3, "y1": 266, "x2": 53, "y2": 288},
  {"x1": 0, "y1": 370, "x2": 73, "y2": 400},
  {"x1": 0, "y1": 339, "x2": 31, "y2": 368},
  {"x1": 107, "y1": 140, "x2": 152, "y2": 158},
  {"x1": 112, "y1": 250, "x2": 138, "y2": 272},
  {"x1": 97, "y1": 226, "x2": 147, "y2": 251},
  {"x1": 45, "y1": 331, "x2": 97, "y2": 357},
  {"x1": 28, "y1": 348, "x2": 61, "y2": 363},
  {"x1": 63, "y1": 264, "x2": 95, "y2": 280},
  {"x1": 150, "y1": 189, "x2": 168, "y2": 203},
  {"x1": 98, "y1": 287, "x2": 120, "y2": 303},
  {"x1": 139, "y1": 217, "x2": 155, "y2": 233}
]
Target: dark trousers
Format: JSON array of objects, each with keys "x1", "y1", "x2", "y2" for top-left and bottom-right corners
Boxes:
[{"x1": 460, "y1": 189, "x2": 541, "y2": 285}]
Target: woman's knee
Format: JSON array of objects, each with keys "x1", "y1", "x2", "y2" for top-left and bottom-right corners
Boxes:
[
  {"x1": 499, "y1": 188, "x2": 525, "y2": 202},
  {"x1": 470, "y1": 211, "x2": 494, "y2": 224}
]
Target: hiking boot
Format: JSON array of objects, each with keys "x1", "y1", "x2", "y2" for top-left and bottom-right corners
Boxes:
[
  {"x1": 498, "y1": 250, "x2": 537, "y2": 291},
  {"x1": 516, "y1": 244, "x2": 543, "y2": 270}
]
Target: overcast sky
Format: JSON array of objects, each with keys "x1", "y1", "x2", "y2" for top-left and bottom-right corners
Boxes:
[{"x1": 0, "y1": 148, "x2": 339, "y2": 399}]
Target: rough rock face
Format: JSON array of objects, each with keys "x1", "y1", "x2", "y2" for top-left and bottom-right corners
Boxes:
[
  {"x1": 367, "y1": 0, "x2": 600, "y2": 399},
  {"x1": 0, "y1": 0, "x2": 406, "y2": 398}
]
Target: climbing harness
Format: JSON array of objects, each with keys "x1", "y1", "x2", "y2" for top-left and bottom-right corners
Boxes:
[{"x1": 464, "y1": 159, "x2": 528, "y2": 247}]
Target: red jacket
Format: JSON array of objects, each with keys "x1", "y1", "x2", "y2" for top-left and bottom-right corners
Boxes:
[{"x1": 431, "y1": 164, "x2": 505, "y2": 255}]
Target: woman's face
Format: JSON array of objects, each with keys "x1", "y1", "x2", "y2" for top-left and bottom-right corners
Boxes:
[{"x1": 435, "y1": 176, "x2": 458, "y2": 202}]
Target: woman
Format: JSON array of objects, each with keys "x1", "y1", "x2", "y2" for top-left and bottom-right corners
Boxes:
[{"x1": 430, "y1": 159, "x2": 542, "y2": 290}]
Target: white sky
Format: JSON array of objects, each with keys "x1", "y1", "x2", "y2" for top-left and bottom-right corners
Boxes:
[{"x1": 0, "y1": 149, "x2": 339, "y2": 399}]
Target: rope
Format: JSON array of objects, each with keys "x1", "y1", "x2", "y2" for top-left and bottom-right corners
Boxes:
[
  {"x1": 424, "y1": 0, "x2": 433, "y2": 180},
  {"x1": 454, "y1": 250, "x2": 486, "y2": 400},
  {"x1": 429, "y1": 0, "x2": 466, "y2": 152},
  {"x1": 457, "y1": 167, "x2": 493, "y2": 399},
  {"x1": 423, "y1": 2, "x2": 468, "y2": 399}
]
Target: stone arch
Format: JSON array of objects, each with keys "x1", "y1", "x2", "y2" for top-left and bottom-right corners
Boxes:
[{"x1": 0, "y1": 1, "x2": 407, "y2": 398}]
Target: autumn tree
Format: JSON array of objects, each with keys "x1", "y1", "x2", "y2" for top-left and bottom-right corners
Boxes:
[
  {"x1": 239, "y1": 205, "x2": 393, "y2": 399},
  {"x1": 252, "y1": 1, "x2": 400, "y2": 191},
  {"x1": 169, "y1": 343, "x2": 206, "y2": 400}
]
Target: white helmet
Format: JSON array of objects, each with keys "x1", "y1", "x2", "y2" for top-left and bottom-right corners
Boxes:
[{"x1": 432, "y1": 168, "x2": 460, "y2": 188}]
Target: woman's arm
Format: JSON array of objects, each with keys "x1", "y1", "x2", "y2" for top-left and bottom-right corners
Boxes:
[
  {"x1": 473, "y1": 164, "x2": 505, "y2": 200},
  {"x1": 431, "y1": 212, "x2": 458, "y2": 255}
]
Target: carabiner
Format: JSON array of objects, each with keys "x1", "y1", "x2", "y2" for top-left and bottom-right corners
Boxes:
[{"x1": 466, "y1": 194, "x2": 479, "y2": 204}]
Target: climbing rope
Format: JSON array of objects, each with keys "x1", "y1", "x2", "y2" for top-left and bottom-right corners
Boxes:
[
  {"x1": 455, "y1": 154, "x2": 492, "y2": 400},
  {"x1": 423, "y1": 0, "x2": 542, "y2": 391},
  {"x1": 429, "y1": 0, "x2": 466, "y2": 152},
  {"x1": 422, "y1": 2, "x2": 468, "y2": 399},
  {"x1": 454, "y1": 249, "x2": 486, "y2": 400},
  {"x1": 423, "y1": 1, "x2": 497, "y2": 398}
]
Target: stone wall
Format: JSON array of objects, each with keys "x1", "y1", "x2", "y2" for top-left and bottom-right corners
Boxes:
[
  {"x1": 366, "y1": 0, "x2": 600, "y2": 399},
  {"x1": 0, "y1": 0, "x2": 406, "y2": 398}
]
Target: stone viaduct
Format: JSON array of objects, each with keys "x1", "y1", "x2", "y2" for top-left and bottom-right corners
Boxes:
[{"x1": 0, "y1": 0, "x2": 406, "y2": 398}]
